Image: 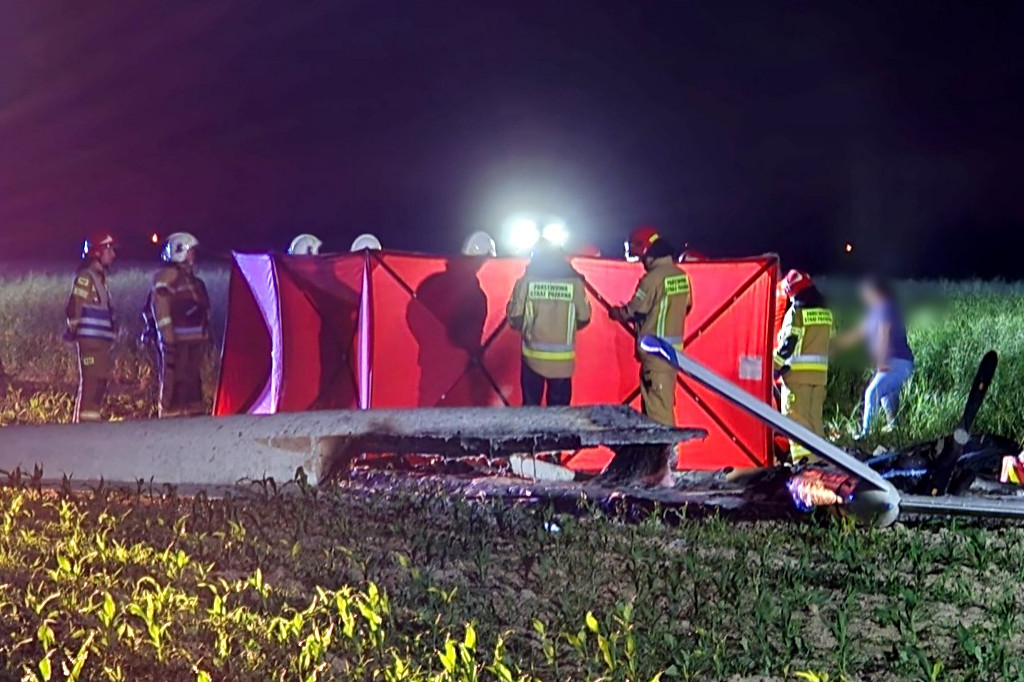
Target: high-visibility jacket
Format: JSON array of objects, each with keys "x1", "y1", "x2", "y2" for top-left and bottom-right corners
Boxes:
[
  {"x1": 624, "y1": 256, "x2": 692, "y2": 361},
  {"x1": 774, "y1": 304, "x2": 833, "y2": 385},
  {"x1": 65, "y1": 264, "x2": 116, "y2": 343},
  {"x1": 506, "y1": 260, "x2": 591, "y2": 379},
  {"x1": 150, "y1": 264, "x2": 210, "y2": 345}
]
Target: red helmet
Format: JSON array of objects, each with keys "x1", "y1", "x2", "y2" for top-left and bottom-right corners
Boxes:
[
  {"x1": 625, "y1": 225, "x2": 661, "y2": 261},
  {"x1": 82, "y1": 232, "x2": 117, "y2": 260},
  {"x1": 781, "y1": 269, "x2": 813, "y2": 297}
]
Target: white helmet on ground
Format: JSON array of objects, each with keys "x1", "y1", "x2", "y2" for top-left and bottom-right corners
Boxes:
[
  {"x1": 162, "y1": 232, "x2": 199, "y2": 263},
  {"x1": 288, "y1": 233, "x2": 323, "y2": 255},
  {"x1": 462, "y1": 231, "x2": 497, "y2": 257},
  {"x1": 350, "y1": 233, "x2": 383, "y2": 252}
]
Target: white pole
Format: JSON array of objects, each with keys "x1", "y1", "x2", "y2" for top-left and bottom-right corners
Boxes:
[{"x1": 642, "y1": 336, "x2": 895, "y2": 492}]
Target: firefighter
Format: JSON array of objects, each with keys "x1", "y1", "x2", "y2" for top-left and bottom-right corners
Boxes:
[
  {"x1": 678, "y1": 248, "x2": 708, "y2": 262},
  {"x1": 610, "y1": 226, "x2": 693, "y2": 426},
  {"x1": 288, "y1": 234, "x2": 323, "y2": 255},
  {"x1": 65, "y1": 232, "x2": 118, "y2": 422},
  {"x1": 774, "y1": 269, "x2": 833, "y2": 462},
  {"x1": 772, "y1": 272, "x2": 794, "y2": 457},
  {"x1": 149, "y1": 232, "x2": 211, "y2": 417},
  {"x1": 506, "y1": 238, "x2": 591, "y2": 406},
  {"x1": 774, "y1": 279, "x2": 791, "y2": 339},
  {"x1": 462, "y1": 231, "x2": 497, "y2": 257}
]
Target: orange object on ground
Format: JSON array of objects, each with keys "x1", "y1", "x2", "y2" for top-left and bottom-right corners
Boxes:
[{"x1": 1001, "y1": 454, "x2": 1024, "y2": 485}]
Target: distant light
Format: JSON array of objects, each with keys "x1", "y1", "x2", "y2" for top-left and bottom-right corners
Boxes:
[
  {"x1": 542, "y1": 222, "x2": 568, "y2": 247},
  {"x1": 845, "y1": 242, "x2": 853, "y2": 253},
  {"x1": 508, "y1": 219, "x2": 540, "y2": 253},
  {"x1": 151, "y1": 233, "x2": 160, "y2": 244}
]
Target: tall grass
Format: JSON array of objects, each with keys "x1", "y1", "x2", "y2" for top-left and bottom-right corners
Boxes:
[
  {"x1": 823, "y1": 280, "x2": 1024, "y2": 448},
  {"x1": 2, "y1": 268, "x2": 1024, "y2": 447},
  {"x1": 0, "y1": 264, "x2": 228, "y2": 423}
]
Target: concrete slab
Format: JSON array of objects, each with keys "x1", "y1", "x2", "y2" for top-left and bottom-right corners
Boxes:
[{"x1": 0, "y1": 405, "x2": 704, "y2": 486}]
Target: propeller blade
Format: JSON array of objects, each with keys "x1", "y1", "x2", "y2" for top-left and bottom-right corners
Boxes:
[{"x1": 923, "y1": 350, "x2": 998, "y2": 496}]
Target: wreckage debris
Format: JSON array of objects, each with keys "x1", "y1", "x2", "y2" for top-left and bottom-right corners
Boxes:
[
  {"x1": 0, "y1": 404, "x2": 705, "y2": 487},
  {"x1": 641, "y1": 335, "x2": 1024, "y2": 526}
]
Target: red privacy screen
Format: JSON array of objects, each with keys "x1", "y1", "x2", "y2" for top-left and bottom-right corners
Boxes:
[{"x1": 215, "y1": 251, "x2": 778, "y2": 470}]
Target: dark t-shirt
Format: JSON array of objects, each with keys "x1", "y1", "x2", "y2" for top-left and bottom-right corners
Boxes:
[{"x1": 863, "y1": 300, "x2": 914, "y2": 363}]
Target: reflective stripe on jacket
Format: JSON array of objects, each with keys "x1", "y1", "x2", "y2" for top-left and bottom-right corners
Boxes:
[
  {"x1": 507, "y1": 270, "x2": 591, "y2": 379},
  {"x1": 66, "y1": 266, "x2": 116, "y2": 343},
  {"x1": 624, "y1": 256, "x2": 692, "y2": 362},
  {"x1": 150, "y1": 265, "x2": 211, "y2": 345},
  {"x1": 774, "y1": 306, "x2": 833, "y2": 383}
]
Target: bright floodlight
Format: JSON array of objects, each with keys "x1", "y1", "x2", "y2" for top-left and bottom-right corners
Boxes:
[
  {"x1": 509, "y1": 219, "x2": 540, "y2": 252},
  {"x1": 542, "y1": 222, "x2": 568, "y2": 247}
]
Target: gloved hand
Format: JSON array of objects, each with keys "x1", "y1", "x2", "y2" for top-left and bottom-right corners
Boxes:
[
  {"x1": 773, "y1": 366, "x2": 790, "y2": 381},
  {"x1": 609, "y1": 306, "x2": 628, "y2": 323}
]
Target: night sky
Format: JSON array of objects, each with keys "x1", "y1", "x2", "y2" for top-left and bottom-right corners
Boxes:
[{"x1": 1, "y1": 1, "x2": 1021, "y2": 277}]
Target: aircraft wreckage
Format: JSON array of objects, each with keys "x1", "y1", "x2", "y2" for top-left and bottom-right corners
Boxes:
[{"x1": 0, "y1": 339, "x2": 1022, "y2": 527}]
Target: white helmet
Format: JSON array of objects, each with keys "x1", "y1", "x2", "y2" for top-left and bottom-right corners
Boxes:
[
  {"x1": 350, "y1": 233, "x2": 383, "y2": 252},
  {"x1": 462, "y1": 231, "x2": 497, "y2": 257},
  {"x1": 288, "y1": 233, "x2": 323, "y2": 255},
  {"x1": 162, "y1": 232, "x2": 199, "y2": 264}
]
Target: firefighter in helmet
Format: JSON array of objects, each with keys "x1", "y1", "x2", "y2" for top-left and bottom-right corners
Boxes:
[
  {"x1": 288, "y1": 234, "x2": 324, "y2": 255},
  {"x1": 462, "y1": 231, "x2": 497, "y2": 257},
  {"x1": 148, "y1": 232, "x2": 211, "y2": 417},
  {"x1": 506, "y1": 235, "x2": 591, "y2": 406},
  {"x1": 774, "y1": 269, "x2": 833, "y2": 462},
  {"x1": 771, "y1": 264, "x2": 794, "y2": 457},
  {"x1": 611, "y1": 225, "x2": 693, "y2": 426},
  {"x1": 65, "y1": 232, "x2": 118, "y2": 422}
]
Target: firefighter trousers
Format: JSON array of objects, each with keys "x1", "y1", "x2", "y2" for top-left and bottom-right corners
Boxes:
[
  {"x1": 75, "y1": 339, "x2": 113, "y2": 423},
  {"x1": 520, "y1": 360, "x2": 572, "y2": 406},
  {"x1": 158, "y1": 341, "x2": 206, "y2": 417},
  {"x1": 640, "y1": 363, "x2": 677, "y2": 427},
  {"x1": 781, "y1": 381, "x2": 826, "y2": 462}
]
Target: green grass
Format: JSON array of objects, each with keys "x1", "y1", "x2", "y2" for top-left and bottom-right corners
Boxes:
[
  {"x1": 823, "y1": 280, "x2": 1024, "y2": 448},
  {"x1": 2, "y1": 268, "x2": 1021, "y2": 444},
  {"x1": 3, "y1": 479, "x2": 1024, "y2": 681},
  {"x1": 4, "y1": 269, "x2": 1024, "y2": 680},
  {"x1": 0, "y1": 265, "x2": 227, "y2": 424}
]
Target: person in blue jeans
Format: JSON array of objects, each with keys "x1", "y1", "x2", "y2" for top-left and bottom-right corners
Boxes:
[{"x1": 835, "y1": 278, "x2": 915, "y2": 437}]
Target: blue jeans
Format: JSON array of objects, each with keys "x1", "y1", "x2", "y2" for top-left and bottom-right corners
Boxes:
[{"x1": 861, "y1": 358, "x2": 914, "y2": 435}]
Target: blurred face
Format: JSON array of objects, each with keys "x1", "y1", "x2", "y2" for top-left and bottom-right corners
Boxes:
[
  {"x1": 860, "y1": 282, "x2": 881, "y2": 306},
  {"x1": 98, "y1": 245, "x2": 117, "y2": 267}
]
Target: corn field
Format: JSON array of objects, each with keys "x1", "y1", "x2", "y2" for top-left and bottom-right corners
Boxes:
[{"x1": 3, "y1": 267, "x2": 1024, "y2": 680}]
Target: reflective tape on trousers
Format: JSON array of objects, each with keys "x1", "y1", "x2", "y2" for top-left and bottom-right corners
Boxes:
[
  {"x1": 76, "y1": 328, "x2": 116, "y2": 341},
  {"x1": 788, "y1": 353, "x2": 828, "y2": 371}
]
